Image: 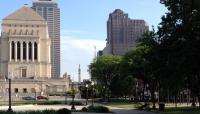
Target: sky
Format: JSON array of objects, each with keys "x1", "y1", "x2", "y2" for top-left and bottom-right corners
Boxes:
[{"x1": 0, "y1": 0, "x2": 167, "y2": 81}]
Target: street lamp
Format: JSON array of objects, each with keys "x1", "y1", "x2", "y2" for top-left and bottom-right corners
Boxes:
[
  {"x1": 7, "y1": 72, "x2": 13, "y2": 112},
  {"x1": 35, "y1": 86, "x2": 37, "y2": 102},
  {"x1": 85, "y1": 84, "x2": 88, "y2": 105},
  {"x1": 91, "y1": 82, "x2": 94, "y2": 107},
  {"x1": 71, "y1": 80, "x2": 76, "y2": 111}
]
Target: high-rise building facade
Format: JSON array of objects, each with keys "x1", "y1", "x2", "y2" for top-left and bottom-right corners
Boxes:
[
  {"x1": 32, "y1": 0, "x2": 60, "y2": 78},
  {"x1": 103, "y1": 9, "x2": 149, "y2": 55}
]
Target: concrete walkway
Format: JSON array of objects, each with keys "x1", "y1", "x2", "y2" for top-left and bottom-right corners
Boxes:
[{"x1": 0, "y1": 105, "x2": 158, "y2": 114}]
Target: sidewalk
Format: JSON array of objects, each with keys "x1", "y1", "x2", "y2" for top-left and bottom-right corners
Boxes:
[{"x1": 0, "y1": 104, "x2": 158, "y2": 114}]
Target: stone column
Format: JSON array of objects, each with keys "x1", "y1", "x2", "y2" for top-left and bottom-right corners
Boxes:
[
  {"x1": 9, "y1": 42, "x2": 11, "y2": 62},
  {"x1": 14, "y1": 42, "x2": 17, "y2": 62},
  {"x1": 20, "y1": 41, "x2": 23, "y2": 62},
  {"x1": 37, "y1": 42, "x2": 40, "y2": 62},
  {"x1": 26, "y1": 42, "x2": 29, "y2": 62},
  {"x1": 32, "y1": 42, "x2": 34, "y2": 62}
]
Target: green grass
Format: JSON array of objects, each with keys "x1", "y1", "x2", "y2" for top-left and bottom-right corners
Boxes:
[
  {"x1": 0, "y1": 110, "x2": 58, "y2": 114},
  {"x1": 160, "y1": 107, "x2": 200, "y2": 114},
  {"x1": 0, "y1": 100, "x2": 85, "y2": 106},
  {"x1": 104, "y1": 102, "x2": 143, "y2": 108},
  {"x1": 0, "y1": 100, "x2": 66, "y2": 105},
  {"x1": 161, "y1": 112, "x2": 200, "y2": 114}
]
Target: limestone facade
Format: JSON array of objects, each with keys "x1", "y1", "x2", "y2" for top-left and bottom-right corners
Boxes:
[
  {"x1": 0, "y1": 6, "x2": 72, "y2": 100},
  {"x1": 0, "y1": 6, "x2": 51, "y2": 79}
]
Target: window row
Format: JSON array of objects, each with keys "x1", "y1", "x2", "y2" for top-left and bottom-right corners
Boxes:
[
  {"x1": 4, "y1": 24, "x2": 40, "y2": 28},
  {"x1": 8, "y1": 29, "x2": 39, "y2": 35},
  {"x1": 5, "y1": 88, "x2": 36, "y2": 93},
  {"x1": 10, "y1": 41, "x2": 38, "y2": 61}
]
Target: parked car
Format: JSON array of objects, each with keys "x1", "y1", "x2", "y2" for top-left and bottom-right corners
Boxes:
[
  {"x1": 22, "y1": 96, "x2": 36, "y2": 100},
  {"x1": 37, "y1": 95, "x2": 48, "y2": 100}
]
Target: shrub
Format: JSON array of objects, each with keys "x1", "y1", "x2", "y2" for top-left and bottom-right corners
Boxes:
[
  {"x1": 87, "y1": 105, "x2": 110, "y2": 113},
  {"x1": 81, "y1": 107, "x2": 88, "y2": 112},
  {"x1": 37, "y1": 101, "x2": 62, "y2": 105},
  {"x1": 69, "y1": 101, "x2": 83, "y2": 106},
  {"x1": 57, "y1": 108, "x2": 71, "y2": 114}
]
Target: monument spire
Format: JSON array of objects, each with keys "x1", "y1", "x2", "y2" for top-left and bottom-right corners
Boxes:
[{"x1": 78, "y1": 64, "x2": 81, "y2": 83}]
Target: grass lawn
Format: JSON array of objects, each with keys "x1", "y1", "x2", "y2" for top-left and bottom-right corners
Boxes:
[
  {"x1": 0, "y1": 100, "x2": 62, "y2": 105},
  {"x1": 160, "y1": 107, "x2": 200, "y2": 114},
  {"x1": 161, "y1": 112, "x2": 200, "y2": 114},
  {"x1": 104, "y1": 102, "x2": 143, "y2": 108}
]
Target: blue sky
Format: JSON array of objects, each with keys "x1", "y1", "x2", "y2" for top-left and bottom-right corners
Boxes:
[{"x1": 0, "y1": 0, "x2": 166, "y2": 81}]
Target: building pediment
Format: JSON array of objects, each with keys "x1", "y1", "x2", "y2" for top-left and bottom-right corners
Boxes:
[{"x1": 3, "y1": 6, "x2": 45, "y2": 21}]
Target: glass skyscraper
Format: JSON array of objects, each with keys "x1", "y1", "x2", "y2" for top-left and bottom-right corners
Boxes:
[{"x1": 32, "y1": 0, "x2": 60, "y2": 78}]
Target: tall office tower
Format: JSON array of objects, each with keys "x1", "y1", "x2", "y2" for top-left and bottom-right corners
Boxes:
[
  {"x1": 103, "y1": 9, "x2": 149, "y2": 55},
  {"x1": 32, "y1": 0, "x2": 60, "y2": 78}
]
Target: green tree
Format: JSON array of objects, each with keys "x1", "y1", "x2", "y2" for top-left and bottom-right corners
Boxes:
[
  {"x1": 158, "y1": 0, "x2": 200, "y2": 106},
  {"x1": 89, "y1": 55, "x2": 122, "y2": 101}
]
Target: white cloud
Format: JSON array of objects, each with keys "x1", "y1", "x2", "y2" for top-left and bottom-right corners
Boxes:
[{"x1": 60, "y1": 30, "x2": 106, "y2": 81}]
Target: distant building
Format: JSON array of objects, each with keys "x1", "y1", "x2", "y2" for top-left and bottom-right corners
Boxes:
[
  {"x1": 32, "y1": 0, "x2": 60, "y2": 79},
  {"x1": 103, "y1": 9, "x2": 149, "y2": 55}
]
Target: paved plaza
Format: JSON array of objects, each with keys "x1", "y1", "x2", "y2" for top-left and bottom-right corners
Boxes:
[{"x1": 0, "y1": 104, "x2": 158, "y2": 114}]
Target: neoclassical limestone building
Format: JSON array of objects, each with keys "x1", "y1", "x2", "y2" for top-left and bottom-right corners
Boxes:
[
  {"x1": 0, "y1": 6, "x2": 51, "y2": 79},
  {"x1": 0, "y1": 6, "x2": 72, "y2": 101}
]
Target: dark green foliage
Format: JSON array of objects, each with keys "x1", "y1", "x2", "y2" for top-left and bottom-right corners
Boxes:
[
  {"x1": 57, "y1": 108, "x2": 71, "y2": 114},
  {"x1": 89, "y1": 55, "x2": 122, "y2": 100},
  {"x1": 81, "y1": 107, "x2": 88, "y2": 112},
  {"x1": 87, "y1": 105, "x2": 110, "y2": 113},
  {"x1": 37, "y1": 101, "x2": 62, "y2": 105}
]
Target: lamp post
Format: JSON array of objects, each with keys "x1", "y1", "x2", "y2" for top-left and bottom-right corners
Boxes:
[
  {"x1": 65, "y1": 91, "x2": 67, "y2": 105},
  {"x1": 85, "y1": 84, "x2": 88, "y2": 105},
  {"x1": 35, "y1": 86, "x2": 37, "y2": 102},
  {"x1": 91, "y1": 82, "x2": 94, "y2": 107},
  {"x1": 7, "y1": 73, "x2": 12, "y2": 112},
  {"x1": 71, "y1": 80, "x2": 76, "y2": 111}
]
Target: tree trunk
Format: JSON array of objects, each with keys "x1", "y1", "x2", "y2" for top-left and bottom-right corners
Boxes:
[
  {"x1": 197, "y1": 95, "x2": 200, "y2": 108},
  {"x1": 151, "y1": 89, "x2": 156, "y2": 109},
  {"x1": 192, "y1": 96, "x2": 196, "y2": 107},
  {"x1": 175, "y1": 95, "x2": 178, "y2": 108}
]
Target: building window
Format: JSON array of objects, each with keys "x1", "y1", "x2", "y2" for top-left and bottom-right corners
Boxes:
[
  {"x1": 22, "y1": 69, "x2": 27, "y2": 78},
  {"x1": 15, "y1": 88, "x2": 18, "y2": 93},
  {"x1": 11, "y1": 41, "x2": 15, "y2": 60},
  {"x1": 31, "y1": 30, "x2": 34, "y2": 35},
  {"x1": 48, "y1": 8, "x2": 53, "y2": 11},
  {"x1": 23, "y1": 42, "x2": 26, "y2": 60},
  {"x1": 29, "y1": 42, "x2": 32, "y2": 60},
  {"x1": 31, "y1": 88, "x2": 35, "y2": 93},
  {"x1": 17, "y1": 42, "x2": 20, "y2": 60},
  {"x1": 19, "y1": 30, "x2": 23, "y2": 35},
  {"x1": 34, "y1": 42, "x2": 38, "y2": 60},
  {"x1": 23, "y1": 88, "x2": 27, "y2": 93},
  {"x1": 37, "y1": 30, "x2": 39, "y2": 35}
]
